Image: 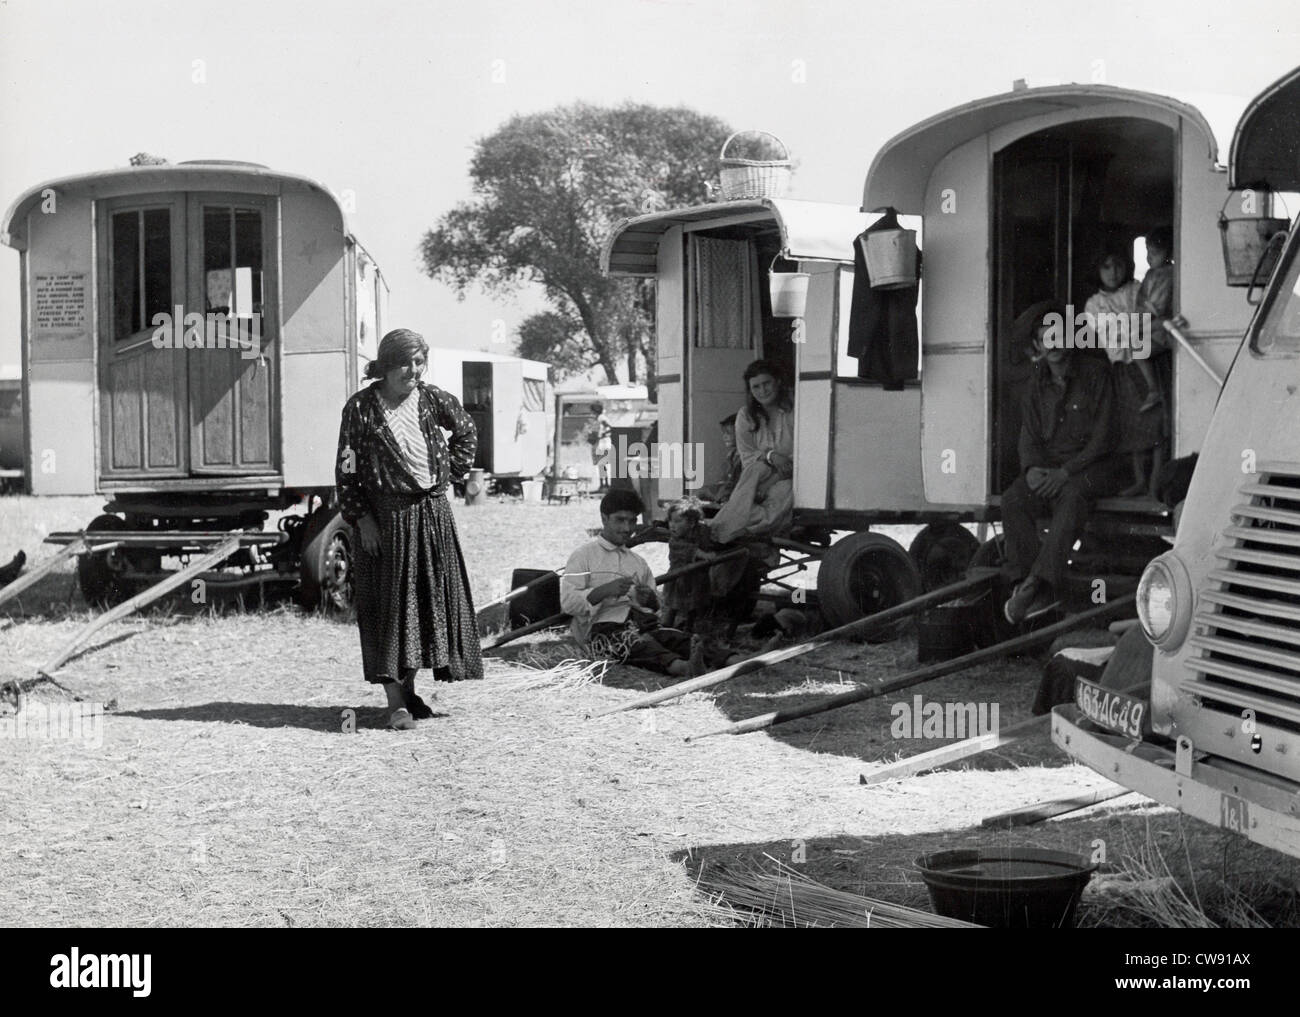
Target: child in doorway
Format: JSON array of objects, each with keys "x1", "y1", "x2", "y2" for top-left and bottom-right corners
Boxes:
[
  {"x1": 1136, "y1": 226, "x2": 1176, "y2": 413},
  {"x1": 661, "y1": 496, "x2": 715, "y2": 631},
  {"x1": 1086, "y1": 248, "x2": 1162, "y2": 497}
]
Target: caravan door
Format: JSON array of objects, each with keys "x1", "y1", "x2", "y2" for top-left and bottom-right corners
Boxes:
[
  {"x1": 187, "y1": 195, "x2": 277, "y2": 475},
  {"x1": 491, "y1": 359, "x2": 523, "y2": 475}
]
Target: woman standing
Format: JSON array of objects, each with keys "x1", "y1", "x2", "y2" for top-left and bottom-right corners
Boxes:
[
  {"x1": 707, "y1": 359, "x2": 795, "y2": 545},
  {"x1": 335, "y1": 328, "x2": 483, "y2": 730}
]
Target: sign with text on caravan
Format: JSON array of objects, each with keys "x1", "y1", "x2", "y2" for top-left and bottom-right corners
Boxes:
[{"x1": 1, "y1": 160, "x2": 389, "y2": 613}]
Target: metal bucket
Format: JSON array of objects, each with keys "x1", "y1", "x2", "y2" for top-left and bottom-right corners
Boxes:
[
  {"x1": 915, "y1": 847, "x2": 1098, "y2": 928},
  {"x1": 769, "y1": 271, "x2": 810, "y2": 318},
  {"x1": 1219, "y1": 215, "x2": 1289, "y2": 286},
  {"x1": 864, "y1": 227, "x2": 918, "y2": 289}
]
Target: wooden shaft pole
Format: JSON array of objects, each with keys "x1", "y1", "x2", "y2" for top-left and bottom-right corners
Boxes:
[
  {"x1": 39, "y1": 536, "x2": 242, "y2": 677},
  {"x1": 980, "y1": 785, "x2": 1131, "y2": 829},
  {"x1": 474, "y1": 568, "x2": 564, "y2": 620},
  {"x1": 482, "y1": 612, "x2": 569, "y2": 650},
  {"x1": 0, "y1": 538, "x2": 87, "y2": 609},
  {"x1": 1164, "y1": 322, "x2": 1224, "y2": 387},
  {"x1": 587, "y1": 573, "x2": 993, "y2": 719},
  {"x1": 684, "y1": 593, "x2": 1137, "y2": 741}
]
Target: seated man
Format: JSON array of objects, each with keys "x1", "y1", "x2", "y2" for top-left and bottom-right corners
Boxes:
[
  {"x1": 1002, "y1": 308, "x2": 1119, "y2": 624},
  {"x1": 560, "y1": 488, "x2": 705, "y2": 677}
]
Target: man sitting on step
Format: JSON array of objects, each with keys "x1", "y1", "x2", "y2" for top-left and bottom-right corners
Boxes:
[{"x1": 1002, "y1": 307, "x2": 1120, "y2": 624}]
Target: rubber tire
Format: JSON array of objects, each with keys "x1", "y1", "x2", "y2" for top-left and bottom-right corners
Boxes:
[
  {"x1": 77, "y1": 514, "x2": 132, "y2": 608},
  {"x1": 816, "y1": 531, "x2": 922, "y2": 641},
  {"x1": 909, "y1": 523, "x2": 980, "y2": 592},
  {"x1": 298, "y1": 509, "x2": 355, "y2": 613}
]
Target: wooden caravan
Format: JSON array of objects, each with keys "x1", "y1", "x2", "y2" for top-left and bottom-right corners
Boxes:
[
  {"x1": 604, "y1": 198, "x2": 951, "y2": 528},
  {"x1": 863, "y1": 83, "x2": 1256, "y2": 519},
  {"x1": 1, "y1": 160, "x2": 388, "y2": 609}
]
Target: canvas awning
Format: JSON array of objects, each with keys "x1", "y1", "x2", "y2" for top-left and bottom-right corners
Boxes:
[
  {"x1": 601, "y1": 198, "x2": 870, "y2": 277},
  {"x1": 864, "y1": 84, "x2": 1230, "y2": 213},
  {"x1": 1230, "y1": 66, "x2": 1300, "y2": 191}
]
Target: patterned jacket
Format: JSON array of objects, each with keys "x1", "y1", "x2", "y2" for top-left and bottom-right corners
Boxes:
[{"x1": 335, "y1": 381, "x2": 477, "y2": 525}]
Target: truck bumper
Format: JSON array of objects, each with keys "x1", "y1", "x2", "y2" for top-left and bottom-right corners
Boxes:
[{"x1": 1051, "y1": 705, "x2": 1300, "y2": 858}]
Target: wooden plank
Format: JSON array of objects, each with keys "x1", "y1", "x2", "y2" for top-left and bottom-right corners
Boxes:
[
  {"x1": 39, "y1": 536, "x2": 241, "y2": 677},
  {"x1": 859, "y1": 714, "x2": 1049, "y2": 785},
  {"x1": 980, "y1": 785, "x2": 1132, "y2": 829}
]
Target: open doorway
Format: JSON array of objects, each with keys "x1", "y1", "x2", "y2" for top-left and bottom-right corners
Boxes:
[
  {"x1": 683, "y1": 223, "x2": 797, "y2": 488},
  {"x1": 991, "y1": 117, "x2": 1175, "y2": 492}
]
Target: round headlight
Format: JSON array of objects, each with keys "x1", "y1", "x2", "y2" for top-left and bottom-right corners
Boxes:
[
  {"x1": 1137, "y1": 553, "x2": 1192, "y2": 649},
  {"x1": 1137, "y1": 560, "x2": 1175, "y2": 641}
]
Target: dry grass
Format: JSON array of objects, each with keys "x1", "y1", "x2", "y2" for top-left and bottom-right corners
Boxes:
[{"x1": 2, "y1": 498, "x2": 1297, "y2": 927}]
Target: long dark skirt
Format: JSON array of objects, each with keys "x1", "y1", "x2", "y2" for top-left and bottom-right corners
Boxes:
[{"x1": 352, "y1": 489, "x2": 483, "y2": 685}]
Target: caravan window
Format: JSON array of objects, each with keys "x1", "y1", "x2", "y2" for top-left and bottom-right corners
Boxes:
[
  {"x1": 690, "y1": 235, "x2": 760, "y2": 350},
  {"x1": 203, "y1": 206, "x2": 263, "y2": 318},
  {"x1": 110, "y1": 207, "x2": 172, "y2": 340},
  {"x1": 521, "y1": 377, "x2": 545, "y2": 412}
]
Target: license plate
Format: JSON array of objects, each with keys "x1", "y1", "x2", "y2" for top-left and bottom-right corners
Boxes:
[{"x1": 1074, "y1": 677, "x2": 1147, "y2": 740}]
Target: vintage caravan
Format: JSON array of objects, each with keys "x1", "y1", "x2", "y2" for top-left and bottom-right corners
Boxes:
[
  {"x1": 1, "y1": 160, "x2": 388, "y2": 609},
  {"x1": 606, "y1": 84, "x2": 1267, "y2": 627},
  {"x1": 604, "y1": 198, "x2": 967, "y2": 624},
  {"x1": 426, "y1": 347, "x2": 549, "y2": 488},
  {"x1": 864, "y1": 83, "x2": 1256, "y2": 535},
  {"x1": 1054, "y1": 66, "x2": 1300, "y2": 857}
]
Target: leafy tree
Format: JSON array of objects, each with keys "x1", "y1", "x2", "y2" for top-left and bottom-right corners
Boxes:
[
  {"x1": 420, "y1": 103, "x2": 734, "y2": 397},
  {"x1": 516, "y1": 310, "x2": 594, "y2": 380}
]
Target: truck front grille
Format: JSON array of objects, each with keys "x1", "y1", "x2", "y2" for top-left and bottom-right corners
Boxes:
[{"x1": 1185, "y1": 462, "x2": 1300, "y2": 732}]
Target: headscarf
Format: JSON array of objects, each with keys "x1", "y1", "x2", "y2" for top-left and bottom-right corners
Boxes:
[{"x1": 365, "y1": 328, "x2": 429, "y2": 380}]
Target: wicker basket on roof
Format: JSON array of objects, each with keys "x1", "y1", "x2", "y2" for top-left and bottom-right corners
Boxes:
[{"x1": 718, "y1": 130, "x2": 791, "y2": 201}]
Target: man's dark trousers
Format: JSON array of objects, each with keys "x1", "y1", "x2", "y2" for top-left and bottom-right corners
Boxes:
[{"x1": 1001, "y1": 460, "x2": 1118, "y2": 591}]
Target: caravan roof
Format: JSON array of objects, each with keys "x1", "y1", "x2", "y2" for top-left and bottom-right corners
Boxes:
[
  {"x1": 863, "y1": 83, "x2": 1244, "y2": 212},
  {"x1": 603, "y1": 197, "x2": 871, "y2": 277}
]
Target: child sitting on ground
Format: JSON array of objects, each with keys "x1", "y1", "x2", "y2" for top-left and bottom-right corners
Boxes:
[{"x1": 661, "y1": 496, "x2": 715, "y2": 631}]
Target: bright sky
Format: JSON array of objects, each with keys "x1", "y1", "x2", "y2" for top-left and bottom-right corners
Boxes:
[{"x1": 1, "y1": 0, "x2": 1296, "y2": 370}]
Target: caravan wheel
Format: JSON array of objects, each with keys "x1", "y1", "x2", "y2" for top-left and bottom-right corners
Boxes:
[
  {"x1": 299, "y1": 509, "x2": 354, "y2": 613},
  {"x1": 909, "y1": 523, "x2": 980, "y2": 592},
  {"x1": 816, "y1": 532, "x2": 921, "y2": 641},
  {"x1": 77, "y1": 514, "x2": 133, "y2": 608}
]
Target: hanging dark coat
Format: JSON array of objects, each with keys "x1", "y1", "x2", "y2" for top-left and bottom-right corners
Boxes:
[{"x1": 847, "y1": 212, "x2": 921, "y2": 390}]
